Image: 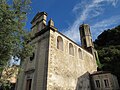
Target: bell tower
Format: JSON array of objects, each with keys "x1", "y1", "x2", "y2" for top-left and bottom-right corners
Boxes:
[
  {"x1": 31, "y1": 12, "x2": 47, "y2": 36},
  {"x1": 79, "y1": 24, "x2": 94, "y2": 53},
  {"x1": 79, "y1": 24, "x2": 100, "y2": 68}
]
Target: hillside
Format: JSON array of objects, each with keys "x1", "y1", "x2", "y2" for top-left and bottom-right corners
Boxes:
[{"x1": 94, "y1": 25, "x2": 120, "y2": 84}]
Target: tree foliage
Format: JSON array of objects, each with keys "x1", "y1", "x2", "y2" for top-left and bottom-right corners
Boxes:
[
  {"x1": 0, "y1": 0, "x2": 33, "y2": 89},
  {"x1": 0, "y1": 0, "x2": 32, "y2": 68},
  {"x1": 94, "y1": 25, "x2": 120, "y2": 84}
]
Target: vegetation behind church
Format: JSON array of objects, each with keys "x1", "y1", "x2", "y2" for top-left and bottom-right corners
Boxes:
[{"x1": 94, "y1": 25, "x2": 120, "y2": 84}]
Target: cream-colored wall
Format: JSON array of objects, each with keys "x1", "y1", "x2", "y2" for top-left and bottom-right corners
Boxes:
[{"x1": 47, "y1": 30, "x2": 97, "y2": 90}]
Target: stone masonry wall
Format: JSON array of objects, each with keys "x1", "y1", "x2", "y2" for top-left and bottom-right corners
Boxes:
[
  {"x1": 91, "y1": 73, "x2": 120, "y2": 90},
  {"x1": 16, "y1": 30, "x2": 50, "y2": 90},
  {"x1": 47, "y1": 30, "x2": 97, "y2": 90}
]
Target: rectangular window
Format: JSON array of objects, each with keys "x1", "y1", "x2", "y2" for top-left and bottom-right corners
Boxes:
[
  {"x1": 104, "y1": 79, "x2": 109, "y2": 88},
  {"x1": 26, "y1": 79, "x2": 32, "y2": 90},
  {"x1": 95, "y1": 80, "x2": 100, "y2": 88}
]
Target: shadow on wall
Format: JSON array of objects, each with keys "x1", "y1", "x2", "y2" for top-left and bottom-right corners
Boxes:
[{"x1": 75, "y1": 72, "x2": 91, "y2": 90}]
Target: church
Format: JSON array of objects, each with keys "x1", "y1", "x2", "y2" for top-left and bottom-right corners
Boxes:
[{"x1": 16, "y1": 11, "x2": 119, "y2": 90}]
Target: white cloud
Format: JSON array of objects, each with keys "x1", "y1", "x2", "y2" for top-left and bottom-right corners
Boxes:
[
  {"x1": 63, "y1": 0, "x2": 119, "y2": 43},
  {"x1": 91, "y1": 15, "x2": 120, "y2": 40}
]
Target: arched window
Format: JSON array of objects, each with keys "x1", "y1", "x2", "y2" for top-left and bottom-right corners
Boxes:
[
  {"x1": 69, "y1": 43, "x2": 74, "y2": 55},
  {"x1": 78, "y1": 48, "x2": 82, "y2": 59},
  {"x1": 57, "y1": 36, "x2": 63, "y2": 51}
]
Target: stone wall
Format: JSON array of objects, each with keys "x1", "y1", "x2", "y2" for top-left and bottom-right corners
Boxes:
[
  {"x1": 91, "y1": 72, "x2": 120, "y2": 90},
  {"x1": 16, "y1": 30, "x2": 50, "y2": 90},
  {"x1": 46, "y1": 29, "x2": 97, "y2": 90},
  {"x1": 75, "y1": 72, "x2": 91, "y2": 90},
  {"x1": 16, "y1": 27, "x2": 97, "y2": 90}
]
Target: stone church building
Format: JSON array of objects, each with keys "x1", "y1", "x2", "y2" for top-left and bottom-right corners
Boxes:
[{"x1": 16, "y1": 11, "x2": 119, "y2": 90}]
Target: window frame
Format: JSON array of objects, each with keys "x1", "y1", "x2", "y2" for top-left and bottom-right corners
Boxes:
[
  {"x1": 95, "y1": 79, "x2": 101, "y2": 88},
  {"x1": 103, "y1": 79, "x2": 110, "y2": 88},
  {"x1": 57, "y1": 36, "x2": 63, "y2": 51},
  {"x1": 26, "y1": 79, "x2": 32, "y2": 90},
  {"x1": 78, "y1": 48, "x2": 82, "y2": 59},
  {"x1": 69, "y1": 43, "x2": 74, "y2": 56}
]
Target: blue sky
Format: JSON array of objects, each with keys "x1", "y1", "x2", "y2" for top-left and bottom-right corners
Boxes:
[{"x1": 26, "y1": 0, "x2": 120, "y2": 43}]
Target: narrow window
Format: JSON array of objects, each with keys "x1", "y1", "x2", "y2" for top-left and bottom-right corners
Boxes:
[
  {"x1": 104, "y1": 79, "x2": 109, "y2": 88},
  {"x1": 57, "y1": 36, "x2": 63, "y2": 51},
  {"x1": 78, "y1": 48, "x2": 82, "y2": 59},
  {"x1": 69, "y1": 43, "x2": 74, "y2": 55},
  {"x1": 95, "y1": 80, "x2": 100, "y2": 88},
  {"x1": 26, "y1": 79, "x2": 32, "y2": 90}
]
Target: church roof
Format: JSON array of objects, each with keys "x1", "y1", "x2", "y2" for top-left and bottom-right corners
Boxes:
[{"x1": 91, "y1": 71, "x2": 111, "y2": 75}]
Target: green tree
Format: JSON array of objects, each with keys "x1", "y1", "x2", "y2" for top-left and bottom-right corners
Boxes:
[
  {"x1": 0, "y1": 0, "x2": 33, "y2": 69},
  {"x1": 94, "y1": 25, "x2": 120, "y2": 84},
  {"x1": 0, "y1": 0, "x2": 33, "y2": 89}
]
